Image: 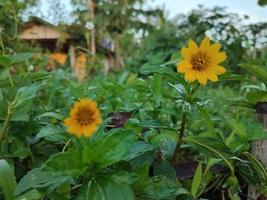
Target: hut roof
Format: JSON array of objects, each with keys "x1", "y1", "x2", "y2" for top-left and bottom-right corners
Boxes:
[{"x1": 20, "y1": 17, "x2": 71, "y2": 40}]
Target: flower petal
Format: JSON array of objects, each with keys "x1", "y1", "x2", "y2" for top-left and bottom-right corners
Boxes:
[
  {"x1": 210, "y1": 65, "x2": 226, "y2": 75},
  {"x1": 181, "y1": 48, "x2": 191, "y2": 60},
  {"x1": 197, "y1": 71, "x2": 208, "y2": 85},
  {"x1": 199, "y1": 37, "x2": 210, "y2": 51},
  {"x1": 184, "y1": 70, "x2": 197, "y2": 82},
  {"x1": 177, "y1": 60, "x2": 193, "y2": 73},
  {"x1": 188, "y1": 39, "x2": 199, "y2": 55},
  {"x1": 82, "y1": 125, "x2": 97, "y2": 137},
  {"x1": 210, "y1": 52, "x2": 227, "y2": 64},
  {"x1": 206, "y1": 70, "x2": 218, "y2": 82},
  {"x1": 208, "y1": 43, "x2": 221, "y2": 53}
]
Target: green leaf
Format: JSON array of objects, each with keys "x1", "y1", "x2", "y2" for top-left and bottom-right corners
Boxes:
[
  {"x1": 138, "y1": 176, "x2": 188, "y2": 200},
  {"x1": 168, "y1": 83, "x2": 187, "y2": 98},
  {"x1": 0, "y1": 160, "x2": 17, "y2": 200},
  {"x1": 12, "y1": 83, "x2": 41, "y2": 109},
  {"x1": 84, "y1": 129, "x2": 136, "y2": 169},
  {"x1": 124, "y1": 141, "x2": 157, "y2": 161},
  {"x1": 191, "y1": 163, "x2": 202, "y2": 198},
  {"x1": 15, "y1": 189, "x2": 44, "y2": 200},
  {"x1": 198, "y1": 107, "x2": 215, "y2": 135},
  {"x1": 150, "y1": 75, "x2": 163, "y2": 106},
  {"x1": 79, "y1": 175, "x2": 135, "y2": 200},
  {"x1": 8, "y1": 53, "x2": 34, "y2": 65},
  {"x1": 128, "y1": 119, "x2": 177, "y2": 131},
  {"x1": 140, "y1": 64, "x2": 185, "y2": 84},
  {"x1": 0, "y1": 56, "x2": 11, "y2": 67},
  {"x1": 36, "y1": 124, "x2": 67, "y2": 142},
  {"x1": 42, "y1": 149, "x2": 85, "y2": 176},
  {"x1": 15, "y1": 168, "x2": 73, "y2": 195},
  {"x1": 154, "y1": 161, "x2": 177, "y2": 181},
  {"x1": 226, "y1": 118, "x2": 248, "y2": 142},
  {"x1": 239, "y1": 64, "x2": 267, "y2": 83},
  {"x1": 258, "y1": 0, "x2": 267, "y2": 6},
  {"x1": 218, "y1": 72, "x2": 244, "y2": 82},
  {"x1": 247, "y1": 91, "x2": 267, "y2": 104},
  {"x1": 185, "y1": 137, "x2": 235, "y2": 175},
  {"x1": 244, "y1": 152, "x2": 267, "y2": 182},
  {"x1": 34, "y1": 112, "x2": 64, "y2": 121}
]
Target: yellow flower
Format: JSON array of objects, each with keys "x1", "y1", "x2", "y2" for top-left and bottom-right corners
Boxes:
[
  {"x1": 49, "y1": 53, "x2": 67, "y2": 65},
  {"x1": 177, "y1": 37, "x2": 227, "y2": 85},
  {"x1": 64, "y1": 99, "x2": 102, "y2": 137}
]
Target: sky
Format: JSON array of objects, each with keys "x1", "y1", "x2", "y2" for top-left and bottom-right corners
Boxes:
[
  {"x1": 37, "y1": 0, "x2": 267, "y2": 24},
  {"x1": 148, "y1": 0, "x2": 267, "y2": 23}
]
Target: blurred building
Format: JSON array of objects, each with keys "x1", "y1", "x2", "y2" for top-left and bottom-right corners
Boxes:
[{"x1": 19, "y1": 17, "x2": 87, "y2": 81}]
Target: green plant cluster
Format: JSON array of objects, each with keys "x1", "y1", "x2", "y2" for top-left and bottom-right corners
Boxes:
[
  {"x1": 0, "y1": 50, "x2": 267, "y2": 199},
  {"x1": 1, "y1": 1, "x2": 267, "y2": 200}
]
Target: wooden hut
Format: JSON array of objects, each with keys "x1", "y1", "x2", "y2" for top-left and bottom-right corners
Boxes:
[
  {"x1": 19, "y1": 17, "x2": 77, "y2": 71},
  {"x1": 20, "y1": 17, "x2": 117, "y2": 79}
]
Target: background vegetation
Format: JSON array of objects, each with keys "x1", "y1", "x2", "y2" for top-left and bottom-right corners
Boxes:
[{"x1": 0, "y1": 0, "x2": 267, "y2": 199}]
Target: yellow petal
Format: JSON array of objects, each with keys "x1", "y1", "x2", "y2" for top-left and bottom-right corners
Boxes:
[
  {"x1": 181, "y1": 48, "x2": 191, "y2": 60},
  {"x1": 188, "y1": 39, "x2": 198, "y2": 55},
  {"x1": 197, "y1": 71, "x2": 208, "y2": 85},
  {"x1": 206, "y1": 70, "x2": 218, "y2": 82},
  {"x1": 199, "y1": 37, "x2": 210, "y2": 51},
  {"x1": 210, "y1": 52, "x2": 227, "y2": 64},
  {"x1": 184, "y1": 70, "x2": 197, "y2": 82},
  {"x1": 210, "y1": 65, "x2": 226, "y2": 75},
  {"x1": 177, "y1": 60, "x2": 192, "y2": 73},
  {"x1": 208, "y1": 43, "x2": 221, "y2": 53},
  {"x1": 82, "y1": 125, "x2": 97, "y2": 137}
]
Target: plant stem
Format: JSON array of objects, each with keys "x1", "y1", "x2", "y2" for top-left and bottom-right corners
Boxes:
[
  {"x1": 0, "y1": 104, "x2": 13, "y2": 146},
  {"x1": 62, "y1": 138, "x2": 72, "y2": 152},
  {"x1": 8, "y1": 72, "x2": 14, "y2": 87},
  {"x1": 171, "y1": 83, "x2": 200, "y2": 163},
  {"x1": 0, "y1": 34, "x2": 5, "y2": 55},
  {"x1": 171, "y1": 112, "x2": 186, "y2": 162}
]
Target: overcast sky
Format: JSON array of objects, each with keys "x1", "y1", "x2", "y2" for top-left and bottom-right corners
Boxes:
[
  {"x1": 37, "y1": 0, "x2": 267, "y2": 24},
  {"x1": 149, "y1": 0, "x2": 267, "y2": 23}
]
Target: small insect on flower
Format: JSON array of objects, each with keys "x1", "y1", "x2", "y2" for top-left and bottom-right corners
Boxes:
[
  {"x1": 64, "y1": 99, "x2": 102, "y2": 137},
  {"x1": 177, "y1": 37, "x2": 227, "y2": 85}
]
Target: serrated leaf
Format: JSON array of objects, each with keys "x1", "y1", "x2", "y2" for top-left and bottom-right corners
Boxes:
[
  {"x1": 138, "y1": 176, "x2": 187, "y2": 200},
  {"x1": 80, "y1": 175, "x2": 135, "y2": 200},
  {"x1": 36, "y1": 124, "x2": 67, "y2": 142},
  {"x1": 15, "y1": 168, "x2": 73, "y2": 195},
  {"x1": 124, "y1": 141, "x2": 157, "y2": 161},
  {"x1": 84, "y1": 129, "x2": 136, "y2": 169},
  {"x1": 42, "y1": 149, "x2": 85, "y2": 176}
]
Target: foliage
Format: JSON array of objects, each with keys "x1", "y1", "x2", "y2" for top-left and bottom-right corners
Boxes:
[{"x1": 0, "y1": 1, "x2": 267, "y2": 199}]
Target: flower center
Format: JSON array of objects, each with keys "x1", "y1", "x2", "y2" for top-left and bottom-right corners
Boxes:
[
  {"x1": 76, "y1": 108, "x2": 95, "y2": 126},
  {"x1": 191, "y1": 52, "x2": 209, "y2": 71}
]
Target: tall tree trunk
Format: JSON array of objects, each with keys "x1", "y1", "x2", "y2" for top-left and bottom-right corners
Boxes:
[
  {"x1": 87, "y1": 0, "x2": 96, "y2": 56},
  {"x1": 248, "y1": 102, "x2": 267, "y2": 200},
  {"x1": 114, "y1": 32, "x2": 124, "y2": 70},
  {"x1": 69, "y1": 44, "x2": 76, "y2": 71}
]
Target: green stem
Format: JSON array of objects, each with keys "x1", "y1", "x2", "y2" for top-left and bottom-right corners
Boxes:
[
  {"x1": 0, "y1": 104, "x2": 13, "y2": 145},
  {"x1": 0, "y1": 34, "x2": 5, "y2": 55},
  {"x1": 171, "y1": 83, "x2": 200, "y2": 163},
  {"x1": 62, "y1": 138, "x2": 72, "y2": 152},
  {"x1": 8, "y1": 72, "x2": 14, "y2": 87},
  {"x1": 171, "y1": 112, "x2": 186, "y2": 162},
  {"x1": 13, "y1": 10, "x2": 18, "y2": 40}
]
